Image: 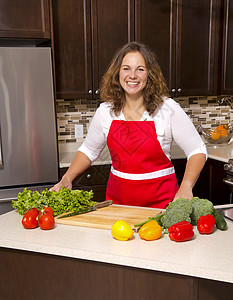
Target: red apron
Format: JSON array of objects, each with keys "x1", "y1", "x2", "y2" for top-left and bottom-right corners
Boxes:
[{"x1": 106, "y1": 120, "x2": 179, "y2": 208}]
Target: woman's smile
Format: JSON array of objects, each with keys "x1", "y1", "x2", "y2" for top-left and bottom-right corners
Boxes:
[{"x1": 126, "y1": 81, "x2": 140, "y2": 87}]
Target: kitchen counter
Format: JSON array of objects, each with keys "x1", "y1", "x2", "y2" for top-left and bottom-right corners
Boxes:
[
  {"x1": 0, "y1": 205, "x2": 233, "y2": 284},
  {"x1": 1, "y1": 205, "x2": 233, "y2": 299},
  {"x1": 206, "y1": 142, "x2": 233, "y2": 163},
  {"x1": 59, "y1": 141, "x2": 112, "y2": 168},
  {"x1": 59, "y1": 141, "x2": 233, "y2": 168}
]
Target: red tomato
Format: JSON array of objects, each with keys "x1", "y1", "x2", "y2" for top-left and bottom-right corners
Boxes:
[
  {"x1": 25, "y1": 208, "x2": 39, "y2": 216},
  {"x1": 22, "y1": 213, "x2": 38, "y2": 229},
  {"x1": 38, "y1": 212, "x2": 55, "y2": 230},
  {"x1": 38, "y1": 206, "x2": 53, "y2": 218},
  {"x1": 43, "y1": 206, "x2": 53, "y2": 215}
]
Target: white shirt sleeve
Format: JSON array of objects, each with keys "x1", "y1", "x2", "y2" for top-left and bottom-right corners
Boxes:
[
  {"x1": 78, "y1": 103, "x2": 110, "y2": 162},
  {"x1": 168, "y1": 99, "x2": 207, "y2": 160}
]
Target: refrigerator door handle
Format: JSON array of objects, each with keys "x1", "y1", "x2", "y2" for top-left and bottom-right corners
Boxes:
[{"x1": 0, "y1": 125, "x2": 3, "y2": 170}]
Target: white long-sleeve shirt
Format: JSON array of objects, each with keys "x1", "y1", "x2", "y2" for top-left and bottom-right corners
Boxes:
[{"x1": 78, "y1": 98, "x2": 207, "y2": 163}]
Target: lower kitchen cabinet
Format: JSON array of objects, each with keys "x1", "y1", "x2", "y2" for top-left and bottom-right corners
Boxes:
[
  {"x1": 172, "y1": 158, "x2": 230, "y2": 205},
  {"x1": 1, "y1": 247, "x2": 233, "y2": 300},
  {"x1": 209, "y1": 159, "x2": 231, "y2": 205},
  {"x1": 59, "y1": 165, "x2": 111, "y2": 202}
]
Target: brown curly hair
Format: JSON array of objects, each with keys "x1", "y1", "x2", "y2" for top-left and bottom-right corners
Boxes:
[{"x1": 100, "y1": 41, "x2": 169, "y2": 116}]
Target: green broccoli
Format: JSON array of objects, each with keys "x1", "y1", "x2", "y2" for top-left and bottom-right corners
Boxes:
[
  {"x1": 190, "y1": 197, "x2": 214, "y2": 225},
  {"x1": 161, "y1": 198, "x2": 193, "y2": 229},
  {"x1": 134, "y1": 196, "x2": 215, "y2": 230}
]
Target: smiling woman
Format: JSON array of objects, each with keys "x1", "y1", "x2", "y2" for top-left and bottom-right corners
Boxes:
[
  {"x1": 119, "y1": 52, "x2": 148, "y2": 96},
  {"x1": 119, "y1": 52, "x2": 148, "y2": 120},
  {"x1": 50, "y1": 42, "x2": 207, "y2": 209},
  {"x1": 100, "y1": 41, "x2": 169, "y2": 116}
]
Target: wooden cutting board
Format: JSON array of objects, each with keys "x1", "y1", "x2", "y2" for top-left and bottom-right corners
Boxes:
[{"x1": 55, "y1": 205, "x2": 162, "y2": 230}]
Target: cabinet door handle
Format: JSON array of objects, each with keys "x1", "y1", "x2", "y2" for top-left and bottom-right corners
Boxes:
[
  {"x1": 171, "y1": 88, "x2": 176, "y2": 93},
  {"x1": 88, "y1": 90, "x2": 92, "y2": 94},
  {"x1": 223, "y1": 178, "x2": 233, "y2": 187},
  {"x1": 86, "y1": 174, "x2": 92, "y2": 179},
  {"x1": 177, "y1": 88, "x2": 182, "y2": 93},
  {"x1": 95, "y1": 89, "x2": 100, "y2": 95}
]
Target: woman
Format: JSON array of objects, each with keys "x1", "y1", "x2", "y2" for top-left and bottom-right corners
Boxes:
[{"x1": 51, "y1": 42, "x2": 207, "y2": 208}]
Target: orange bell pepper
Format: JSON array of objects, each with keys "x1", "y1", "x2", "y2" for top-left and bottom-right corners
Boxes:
[{"x1": 139, "y1": 220, "x2": 162, "y2": 241}]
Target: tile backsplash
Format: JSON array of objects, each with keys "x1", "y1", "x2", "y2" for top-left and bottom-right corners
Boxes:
[
  {"x1": 56, "y1": 95, "x2": 233, "y2": 144},
  {"x1": 178, "y1": 95, "x2": 233, "y2": 129},
  {"x1": 56, "y1": 99, "x2": 102, "y2": 143}
]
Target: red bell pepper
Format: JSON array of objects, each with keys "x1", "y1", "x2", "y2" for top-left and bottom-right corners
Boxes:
[
  {"x1": 197, "y1": 214, "x2": 215, "y2": 234},
  {"x1": 168, "y1": 221, "x2": 194, "y2": 242}
]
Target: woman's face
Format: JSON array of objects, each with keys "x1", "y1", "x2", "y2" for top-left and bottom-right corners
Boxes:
[{"x1": 119, "y1": 51, "x2": 148, "y2": 98}]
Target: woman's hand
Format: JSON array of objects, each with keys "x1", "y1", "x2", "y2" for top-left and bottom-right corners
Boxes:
[
  {"x1": 173, "y1": 184, "x2": 193, "y2": 201},
  {"x1": 49, "y1": 151, "x2": 92, "y2": 192},
  {"x1": 49, "y1": 176, "x2": 72, "y2": 192}
]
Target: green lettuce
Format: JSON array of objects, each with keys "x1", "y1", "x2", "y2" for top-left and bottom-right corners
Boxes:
[{"x1": 12, "y1": 186, "x2": 95, "y2": 217}]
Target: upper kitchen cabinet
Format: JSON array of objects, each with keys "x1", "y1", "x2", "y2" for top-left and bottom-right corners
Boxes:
[
  {"x1": 52, "y1": 0, "x2": 134, "y2": 99},
  {"x1": 135, "y1": 0, "x2": 221, "y2": 97},
  {"x1": 0, "y1": 0, "x2": 51, "y2": 39},
  {"x1": 221, "y1": 0, "x2": 233, "y2": 94},
  {"x1": 135, "y1": 0, "x2": 175, "y2": 95}
]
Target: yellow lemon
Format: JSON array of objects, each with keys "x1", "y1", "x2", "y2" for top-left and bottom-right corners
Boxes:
[{"x1": 111, "y1": 220, "x2": 134, "y2": 241}]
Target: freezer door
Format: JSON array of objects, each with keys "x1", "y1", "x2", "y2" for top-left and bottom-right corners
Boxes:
[{"x1": 0, "y1": 47, "x2": 58, "y2": 187}]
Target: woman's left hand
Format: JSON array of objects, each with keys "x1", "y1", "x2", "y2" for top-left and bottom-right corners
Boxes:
[{"x1": 173, "y1": 183, "x2": 193, "y2": 201}]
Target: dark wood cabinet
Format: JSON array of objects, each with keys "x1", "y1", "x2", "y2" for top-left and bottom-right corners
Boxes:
[
  {"x1": 135, "y1": 0, "x2": 221, "y2": 96},
  {"x1": 0, "y1": 0, "x2": 51, "y2": 39},
  {"x1": 52, "y1": 0, "x2": 92, "y2": 99},
  {"x1": 173, "y1": 158, "x2": 230, "y2": 205},
  {"x1": 1, "y1": 247, "x2": 233, "y2": 300},
  {"x1": 52, "y1": 0, "x2": 231, "y2": 99},
  {"x1": 135, "y1": 0, "x2": 175, "y2": 95},
  {"x1": 221, "y1": 0, "x2": 233, "y2": 94},
  {"x1": 59, "y1": 165, "x2": 111, "y2": 202},
  {"x1": 91, "y1": 0, "x2": 135, "y2": 97},
  {"x1": 52, "y1": 0, "x2": 134, "y2": 99},
  {"x1": 209, "y1": 159, "x2": 230, "y2": 205}
]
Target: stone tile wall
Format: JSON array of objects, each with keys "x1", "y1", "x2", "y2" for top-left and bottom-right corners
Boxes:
[
  {"x1": 56, "y1": 95, "x2": 233, "y2": 144},
  {"x1": 56, "y1": 99, "x2": 102, "y2": 143}
]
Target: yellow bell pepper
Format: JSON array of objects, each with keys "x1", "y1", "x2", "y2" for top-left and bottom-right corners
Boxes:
[
  {"x1": 139, "y1": 220, "x2": 162, "y2": 241},
  {"x1": 111, "y1": 220, "x2": 134, "y2": 241}
]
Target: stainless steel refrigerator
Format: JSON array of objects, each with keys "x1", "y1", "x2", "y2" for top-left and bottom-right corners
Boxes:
[{"x1": 0, "y1": 47, "x2": 59, "y2": 214}]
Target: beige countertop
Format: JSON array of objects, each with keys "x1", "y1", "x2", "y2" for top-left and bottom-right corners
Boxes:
[
  {"x1": 0, "y1": 204, "x2": 233, "y2": 284},
  {"x1": 59, "y1": 142, "x2": 111, "y2": 168},
  {"x1": 206, "y1": 143, "x2": 233, "y2": 163}
]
